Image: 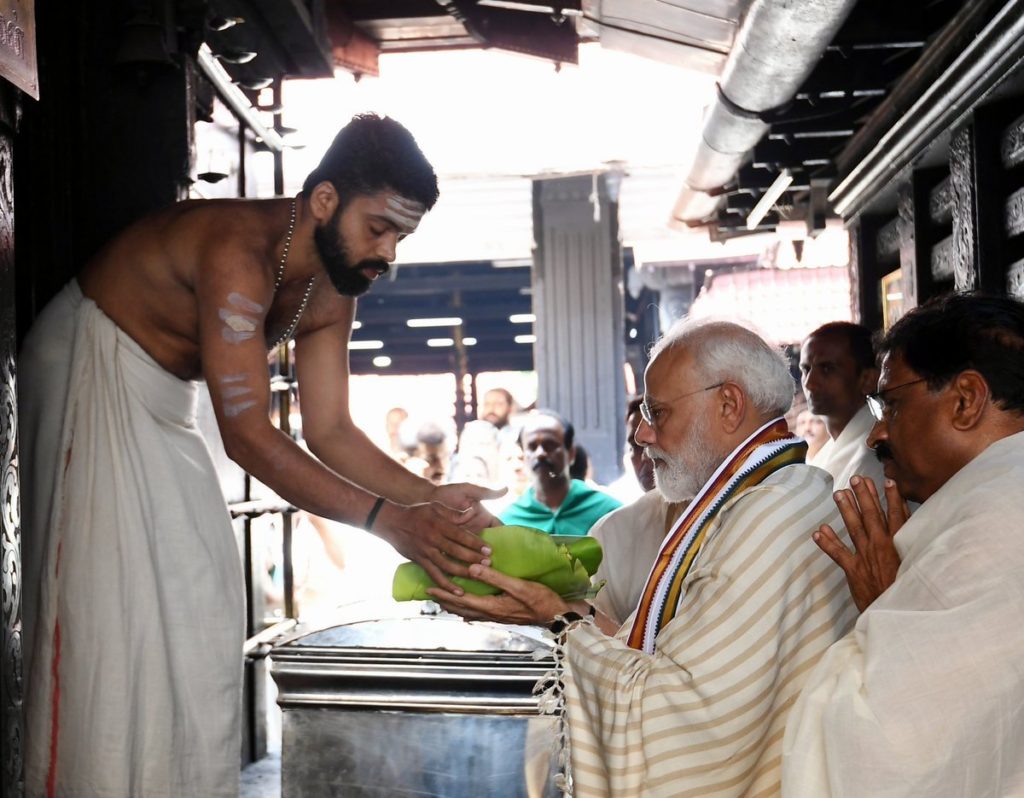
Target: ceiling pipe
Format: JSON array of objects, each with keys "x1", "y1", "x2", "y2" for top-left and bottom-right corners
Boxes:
[{"x1": 670, "y1": 0, "x2": 859, "y2": 229}]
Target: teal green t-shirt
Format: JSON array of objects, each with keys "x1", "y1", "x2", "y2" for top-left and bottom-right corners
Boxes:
[{"x1": 499, "y1": 479, "x2": 622, "y2": 537}]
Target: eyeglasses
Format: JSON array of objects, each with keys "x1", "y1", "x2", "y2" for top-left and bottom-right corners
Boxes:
[
  {"x1": 865, "y1": 378, "x2": 928, "y2": 421},
  {"x1": 640, "y1": 382, "x2": 724, "y2": 429}
]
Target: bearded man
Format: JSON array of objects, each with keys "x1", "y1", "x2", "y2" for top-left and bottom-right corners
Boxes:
[
  {"x1": 18, "y1": 114, "x2": 500, "y2": 797},
  {"x1": 591, "y1": 396, "x2": 672, "y2": 626},
  {"x1": 433, "y1": 320, "x2": 856, "y2": 797}
]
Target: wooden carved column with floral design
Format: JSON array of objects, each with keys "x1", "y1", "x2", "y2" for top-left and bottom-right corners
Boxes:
[{"x1": 0, "y1": 107, "x2": 22, "y2": 798}]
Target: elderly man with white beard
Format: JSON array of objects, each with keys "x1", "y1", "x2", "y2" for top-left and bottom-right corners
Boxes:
[{"x1": 432, "y1": 319, "x2": 857, "y2": 797}]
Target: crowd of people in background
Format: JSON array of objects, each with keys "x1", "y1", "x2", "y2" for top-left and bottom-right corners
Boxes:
[{"x1": 280, "y1": 366, "x2": 840, "y2": 622}]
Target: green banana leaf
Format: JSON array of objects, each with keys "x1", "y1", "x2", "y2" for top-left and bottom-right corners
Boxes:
[{"x1": 392, "y1": 525, "x2": 604, "y2": 602}]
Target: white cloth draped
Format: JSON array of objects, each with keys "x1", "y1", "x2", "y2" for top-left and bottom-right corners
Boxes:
[
  {"x1": 588, "y1": 491, "x2": 679, "y2": 627},
  {"x1": 564, "y1": 464, "x2": 857, "y2": 797},
  {"x1": 19, "y1": 282, "x2": 243, "y2": 797},
  {"x1": 782, "y1": 430, "x2": 1024, "y2": 798},
  {"x1": 807, "y1": 405, "x2": 885, "y2": 496}
]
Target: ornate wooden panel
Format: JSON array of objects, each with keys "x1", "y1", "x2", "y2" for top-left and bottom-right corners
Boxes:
[
  {"x1": 949, "y1": 126, "x2": 979, "y2": 292},
  {"x1": 928, "y1": 175, "x2": 954, "y2": 226},
  {"x1": 1010, "y1": 258, "x2": 1024, "y2": 300},
  {"x1": 1006, "y1": 186, "x2": 1024, "y2": 239},
  {"x1": 896, "y1": 182, "x2": 919, "y2": 310},
  {"x1": 0, "y1": 125, "x2": 21, "y2": 798},
  {"x1": 931, "y1": 234, "x2": 956, "y2": 281},
  {"x1": 875, "y1": 216, "x2": 901, "y2": 261},
  {"x1": 1002, "y1": 112, "x2": 1024, "y2": 169}
]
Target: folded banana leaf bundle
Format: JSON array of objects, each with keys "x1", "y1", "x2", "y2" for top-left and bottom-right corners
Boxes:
[{"x1": 392, "y1": 525, "x2": 604, "y2": 602}]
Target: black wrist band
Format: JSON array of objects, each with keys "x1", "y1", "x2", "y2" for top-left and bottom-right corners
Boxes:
[{"x1": 364, "y1": 496, "x2": 386, "y2": 531}]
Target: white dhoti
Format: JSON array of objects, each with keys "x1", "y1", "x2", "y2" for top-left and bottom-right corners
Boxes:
[{"x1": 19, "y1": 281, "x2": 244, "y2": 797}]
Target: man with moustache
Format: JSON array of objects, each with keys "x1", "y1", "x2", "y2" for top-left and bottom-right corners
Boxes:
[
  {"x1": 782, "y1": 293, "x2": 1024, "y2": 798},
  {"x1": 481, "y1": 387, "x2": 515, "y2": 429},
  {"x1": 499, "y1": 410, "x2": 621, "y2": 536},
  {"x1": 799, "y1": 321, "x2": 885, "y2": 494},
  {"x1": 17, "y1": 114, "x2": 501, "y2": 797},
  {"x1": 480, "y1": 387, "x2": 521, "y2": 446},
  {"x1": 433, "y1": 321, "x2": 856, "y2": 797}
]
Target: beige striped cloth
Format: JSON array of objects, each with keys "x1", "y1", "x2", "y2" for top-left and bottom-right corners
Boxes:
[{"x1": 563, "y1": 463, "x2": 857, "y2": 797}]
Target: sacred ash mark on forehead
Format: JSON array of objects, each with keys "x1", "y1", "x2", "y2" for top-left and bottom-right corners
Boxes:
[{"x1": 382, "y1": 194, "x2": 426, "y2": 235}]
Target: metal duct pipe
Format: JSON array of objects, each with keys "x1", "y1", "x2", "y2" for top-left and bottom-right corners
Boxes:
[{"x1": 671, "y1": 0, "x2": 859, "y2": 227}]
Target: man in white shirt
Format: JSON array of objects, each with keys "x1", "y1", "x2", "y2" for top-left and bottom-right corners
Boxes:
[
  {"x1": 783, "y1": 293, "x2": 1024, "y2": 797},
  {"x1": 799, "y1": 321, "x2": 884, "y2": 495}
]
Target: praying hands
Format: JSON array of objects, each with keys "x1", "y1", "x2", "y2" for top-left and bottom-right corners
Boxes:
[{"x1": 812, "y1": 475, "x2": 910, "y2": 611}]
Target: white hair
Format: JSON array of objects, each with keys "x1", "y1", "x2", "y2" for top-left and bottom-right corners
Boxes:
[{"x1": 649, "y1": 318, "x2": 794, "y2": 417}]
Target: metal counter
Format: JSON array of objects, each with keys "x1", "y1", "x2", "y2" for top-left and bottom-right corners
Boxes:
[{"x1": 270, "y1": 601, "x2": 562, "y2": 797}]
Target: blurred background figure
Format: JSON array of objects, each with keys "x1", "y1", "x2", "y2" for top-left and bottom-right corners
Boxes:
[
  {"x1": 480, "y1": 387, "x2": 522, "y2": 445},
  {"x1": 480, "y1": 387, "x2": 515, "y2": 428},
  {"x1": 608, "y1": 396, "x2": 657, "y2": 503},
  {"x1": 385, "y1": 407, "x2": 409, "y2": 461},
  {"x1": 495, "y1": 439, "x2": 530, "y2": 513},
  {"x1": 451, "y1": 419, "x2": 501, "y2": 485},
  {"x1": 794, "y1": 409, "x2": 829, "y2": 461},
  {"x1": 402, "y1": 420, "x2": 453, "y2": 485},
  {"x1": 569, "y1": 443, "x2": 596, "y2": 484}
]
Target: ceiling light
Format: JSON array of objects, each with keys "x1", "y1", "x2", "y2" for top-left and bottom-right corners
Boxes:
[
  {"x1": 372, "y1": 356, "x2": 392, "y2": 368},
  {"x1": 427, "y1": 338, "x2": 455, "y2": 347},
  {"x1": 493, "y1": 258, "x2": 532, "y2": 269},
  {"x1": 349, "y1": 340, "x2": 384, "y2": 350},
  {"x1": 509, "y1": 313, "x2": 536, "y2": 324},
  {"x1": 462, "y1": 337, "x2": 477, "y2": 345},
  {"x1": 746, "y1": 169, "x2": 793, "y2": 231},
  {"x1": 407, "y1": 317, "x2": 463, "y2": 328},
  {"x1": 351, "y1": 320, "x2": 362, "y2": 330},
  {"x1": 515, "y1": 334, "x2": 537, "y2": 344}
]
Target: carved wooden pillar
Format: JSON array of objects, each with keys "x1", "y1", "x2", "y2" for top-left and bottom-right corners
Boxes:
[
  {"x1": 1004, "y1": 110, "x2": 1024, "y2": 300},
  {"x1": 898, "y1": 168, "x2": 951, "y2": 308},
  {"x1": 950, "y1": 104, "x2": 1015, "y2": 295},
  {"x1": 896, "y1": 182, "x2": 919, "y2": 311},
  {"x1": 0, "y1": 103, "x2": 22, "y2": 798},
  {"x1": 950, "y1": 125, "x2": 981, "y2": 292}
]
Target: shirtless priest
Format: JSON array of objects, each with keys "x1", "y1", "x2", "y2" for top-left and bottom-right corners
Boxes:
[{"x1": 18, "y1": 114, "x2": 501, "y2": 797}]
